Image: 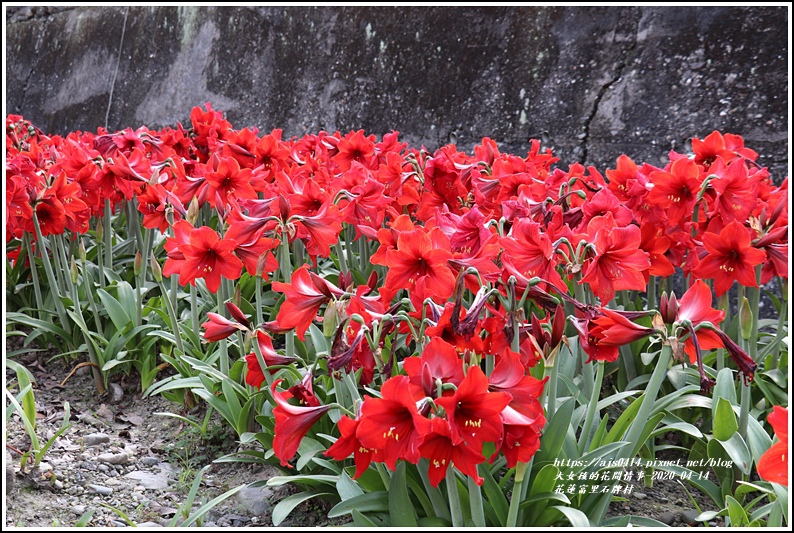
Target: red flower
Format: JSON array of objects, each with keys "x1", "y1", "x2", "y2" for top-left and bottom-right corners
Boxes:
[
  {"x1": 693, "y1": 220, "x2": 766, "y2": 297},
  {"x1": 435, "y1": 366, "x2": 511, "y2": 447},
  {"x1": 580, "y1": 216, "x2": 650, "y2": 303},
  {"x1": 402, "y1": 338, "x2": 465, "y2": 400},
  {"x1": 418, "y1": 417, "x2": 485, "y2": 488},
  {"x1": 202, "y1": 312, "x2": 247, "y2": 342},
  {"x1": 325, "y1": 415, "x2": 382, "y2": 479},
  {"x1": 675, "y1": 280, "x2": 725, "y2": 364},
  {"x1": 500, "y1": 218, "x2": 567, "y2": 294},
  {"x1": 572, "y1": 308, "x2": 656, "y2": 364},
  {"x1": 162, "y1": 220, "x2": 194, "y2": 278},
  {"x1": 245, "y1": 330, "x2": 297, "y2": 389},
  {"x1": 647, "y1": 158, "x2": 702, "y2": 226},
  {"x1": 204, "y1": 155, "x2": 257, "y2": 207},
  {"x1": 356, "y1": 375, "x2": 433, "y2": 469},
  {"x1": 271, "y1": 379, "x2": 330, "y2": 467},
  {"x1": 271, "y1": 265, "x2": 337, "y2": 341},
  {"x1": 709, "y1": 158, "x2": 759, "y2": 224},
  {"x1": 383, "y1": 227, "x2": 455, "y2": 303},
  {"x1": 179, "y1": 226, "x2": 243, "y2": 293},
  {"x1": 333, "y1": 130, "x2": 376, "y2": 172},
  {"x1": 757, "y1": 406, "x2": 788, "y2": 486}
]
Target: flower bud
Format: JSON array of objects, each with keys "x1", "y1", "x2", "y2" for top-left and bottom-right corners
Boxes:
[
  {"x1": 660, "y1": 291, "x2": 678, "y2": 324},
  {"x1": 186, "y1": 196, "x2": 200, "y2": 226},
  {"x1": 323, "y1": 300, "x2": 339, "y2": 338},
  {"x1": 134, "y1": 250, "x2": 143, "y2": 277},
  {"x1": 70, "y1": 257, "x2": 79, "y2": 285},
  {"x1": 95, "y1": 218, "x2": 104, "y2": 242},
  {"x1": 150, "y1": 252, "x2": 162, "y2": 282},
  {"x1": 78, "y1": 239, "x2": 87, "y2": 263},
  {"x1": 739, "y1": 296, "x2": 752, "y2": 341}
]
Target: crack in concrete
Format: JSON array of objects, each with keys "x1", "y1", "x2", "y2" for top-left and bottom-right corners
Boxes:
[
  {"x1": 579, "y1": 13, "x2": 641, "y2": 166},
  {"x1": 105, "y1": 7, "x2": 130, "y2": 130}
]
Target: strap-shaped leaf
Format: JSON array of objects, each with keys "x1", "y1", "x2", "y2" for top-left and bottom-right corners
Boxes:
[
  {"x1": 389, "y1": 462, "x2": 418, "y2": 527},
  {"x1": 272, "y1": 492, "x2": 333, "y2": 526}
]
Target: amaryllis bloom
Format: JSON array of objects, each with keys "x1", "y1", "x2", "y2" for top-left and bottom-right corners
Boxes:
[
  {"x1": 325, "y1": 415, "x2": 382, "y2": 479},
  {"x1": 580, "y1": 216, "x2": 650, "y2": 303},
  {"x1": 638, "y1": 222, "x2": 675, "y2": 280},
  {"x1": 418, "y1": 417, "x2": 485, "y2": 488},
  {"x1": 178, "y1": 226, "x2": 243, "y2": 293},
  {"x1": 691, "y1": 131, "x2": 758, "y2": 168},
  {"x1": 572, "y1": 308, "x2": 656, "y2": 364},
  {"x1": 202, "y1": 312, "x2": 247, "y2": 341},
  {"x1": 757, "y1": 406, "x2": 788, "y2": 486},
  {"x1": 204, "y1": 155, "x2": 257, "y2": 207},
  {"x1": 693, "y1": 220, "x2": 767, "y2": 297},
  {"x1": 435, "y1": 366, "x2": 511, "y2": 447},
  {"x1": 382, "y1": 227, "x2": 455, "y2": 302},
  {"x1": 402, "y1": 338, "x2": 465, "y2": 400},
  {"x1": 332, "y1": 130, "x2": 376, "y2": 172},
  {"x1": 162, "y1": 220, "x2": 194, "y2": 278},
  {"x1": 709, "y1": 158, "x2": 759, "y2": 224},
  {"x1": 500, "y1": 218, "x2": 567, "y2": 293},
  {"x1": 356, "y1": 375, "x2": 433, "y2": 470},
  {"x1": 245, "y1": 330, "x2": 297, "y2": 389},
  {"x1": 272, "y1": 265, "x2": 339, "y2": 341},
  {"x1": 271, "y1": 379, "x2": 331, "y2": 467},
  {"x1": 646, "y1": 158, "x2": 702, "y2": 226},
  {"x1": 675, "y1": 280, "x2": 725, "y2": 364}
]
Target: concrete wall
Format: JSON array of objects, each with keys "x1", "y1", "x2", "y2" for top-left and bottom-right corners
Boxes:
[{"x1": 6, "y1": 6, "x2": 789, "y2": 177}]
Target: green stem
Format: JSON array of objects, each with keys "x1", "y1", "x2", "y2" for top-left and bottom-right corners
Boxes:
[
  {"x1": 647, "y1": 275, "x2": 657, "y2": 311},
  {"x1": 579, "y1": 361, "x2": 604, "y2": 454},
  {"x1": 738, "y1": 377, "x2": 751, "y2": 441},
  {"x1": 81, "y1": 243, "x2": 104, "y2": 339},
  {"x1": 716, "y1": 293, "x2": 729, "y2": 371},
  {"x1": 158, "y1": 279, "x2": 185, "y2": 355},
  {"x1": 22, "y1": 233, "x2": 44, "y2": 318},
  {"x1": 506, "y1": 461, "x2": 529, "y2": 527},
  {"x1": 774, "y1": 277, "x2": 787, "y2": 363},
  {"x1": 546, "y1": 348, "x2": 560, "y2": 423},
  {"x1": 190, "y1": 285, "x2": 199, "y2": 333},
  {"x1": 255, "y1": 276, "x2": 263, "y2": 328},
  {"x1": 418, "y1": 459, "x2": 452, "y2": 522},
  {"x1": 445, "y1": 467, "x2": 463, "y2": 528},
  {"x1": 280, "y1": 236, "x2": 295, "y2": 360},
  {"x1": 218, "y1": 280, "x2": 229, "y2": 376},
  {"x1": 31, "y1": 214, "x2": 68, "y2": 326},
  {"x1": 334, "y1": 241, "x2": 349, "y2": 276},
  {"x1": 749, "y1": 265, "x2": 762, "y2": 362},
  {"x1": 103, "y1": 199, "x2": 113, "y2": 269}
]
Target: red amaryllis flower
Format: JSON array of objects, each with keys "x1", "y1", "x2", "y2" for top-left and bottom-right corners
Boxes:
[
  {"x1": 638, "y1": 222, "x2": 675, "y2": 280},
  {"x1": 383, "y1": 227, "x2": 455, "y2": 303},
  {"x1": 202, "y1": 312, "x2": 248, "y2": 341},
  {"x1": 693, "y1": 220, "x2": 766, "y2": 297},
  {"x1": 709, "y1": 158, "x2": 759, "y2": 224},
  {"x1": 272, "y1": 265, "x2": 339, "y2": 341},
  {"x1": 333, "y1": 130, "x2": 376, "y2": 172},
  {"x1": 500, "y1": 218, "x2": 567, "y2": 294},
  {"x1": 691, "y1": 131, "x2": 758, "y2": 168},
  {"x1": 402, "y1": 338, "x2": 465, "y2": 400},
  {"x1": 418, "y1": 417, "x2": 485, "y2": 488},
  {"x1": 292, "y1": 203, "x2": 344, "y2": 258},
  {"x1": 245, "y1": 330, "x2": 297, "y2": 389},
  {"x1": 572, "y1": 308, "x2": 656, "y2": 364},
  {"x1": 675, "y1": 280, "x2": 725, "y2": 364},
  {"x1": 271, "y1": 379, "x2": 331, "y2": 467},
  {"x1": 204, "y1": 155, "x2": 257, "y2": 207},
  {"x1": 489, "y1": 349, "x2": 547, "y2": 424},
  {"x1": 757, "y1": 406, "x2": 788, "y2": 486},
  {"x1": 435, "y1": 366, "x2": 511, "y2": 447},
  {"x1": 498, "y1": 423, "x2": 543, "y2": 469},
  {"x1": 710, "y1": 327, "x2": 757, "y2": 384},
  {"x1": 356, "y1": 375, "x2": 433, "y2": 470},
  {"x1": 325, "y1": 415, "x2": 383, "y2": 479},
  {"x1": 179, "y1": 226, "x2": 243, "y2": 293},
  {"x1": 646, "y1": 158, "x2": 702, "y2": 226},
  {"x1": 580, "y1": 216, "x2": 650, "y2": 303}
]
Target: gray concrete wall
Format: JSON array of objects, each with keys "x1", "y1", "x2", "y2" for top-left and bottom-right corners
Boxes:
[{"x1": 6, "y1": 6, "x2": 788, "y2": 177}]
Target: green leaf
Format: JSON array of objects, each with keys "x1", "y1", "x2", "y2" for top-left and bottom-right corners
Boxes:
[
  {"x1": 351, "y1": 509, "x2": 380, "y2": 527},
  {"x1": 97, "y1": 288, "x2": 133, "y2": 330},
  {"x1": 726, "y1": 495, "x2": 749, "y2": 526},
  {"x1": 537, "y1": 398, "x2": 574, "y2": 463},
  {"x1": 551, "y1": 505, "x2": 590, "y2": 527},
  {"x1": 336, "y1": 470, "x2": 364, "y2": 501},
  {"x1": 717, "y1": 433, "x2": 752, "y2": 475},
  {"x1": 712, "y1": 368, "x2": 737, "y2": 417},
  {"x1": 267, "y1": 474, "x2": 339, "y2": 487},
  {"x1": 296, "y1": 438, "x2": 326, "y2": 471},
  {"x1": 713, "y1": 397, "x2": 739, "y2": 441},
  {"x1": 328, "y1": 491, "x2": 389, "y2": 517},
  {"x1": 179, "y1": 483, "x2": 249, "y2": 527},
  {"x1": 745, "y1": 415, "x2": 773, "y2": 466},
  {"x1": 772, "y1": 483, "x2": 788, "y2": 525},
  {"x1": 478, "y1": 463, "x2": 508, "y2": 526},
  {"x1": 272, "y1": 492, "x2": 332, "y2": 526},
  {"x1": 604, "y1": 393, "x2": 643, "y2": 444},
  {"x1": 389, "y1": 462, "x2": 418, "y2": 527}
]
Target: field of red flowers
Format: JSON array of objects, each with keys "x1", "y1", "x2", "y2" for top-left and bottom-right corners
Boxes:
[{"x1": 5, "y1": 105, "x2": 788, "y2": 527}]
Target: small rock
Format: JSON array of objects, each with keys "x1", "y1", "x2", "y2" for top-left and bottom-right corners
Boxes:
[
  {"x1": 97, "y1": 452, "x2": 129, "y2": 465},
  {"x1": 658, "y1": 512, "x2": 676, "y2": 526},
  {"x1": 681, "y1": 509, "x2": 702, "y2": 524},
  {"x1": 136, "y1": 522, "x2": 162, "y2": 528},
  {"x1": 88, "y1": 484, "x2": 113, "y2": 496},
  {"x1": 124, "y1": 470, "x2": 170, "y2": 490},
  {"x1": 659, "y1": 496, "x2": 669, "y2": 503},
  {"x1": 709, "y1": 521, "x2": 718, "y2": 527},
  {"x1": 140, "y1": 457, "x2": 159, "y2": 467},
  {"x1": 109, "y1": 383, "x2": 124, "y2": 404},
  {"x1": 84, "y1": 433, "x2": 111, "y2": 447},
  {"x1": 111, "y1": 521, "x2": 127, "y2": 527},
  {"x1": 98, "y1": 464, "x2": 110, "y2": 473},
  {"x1": 71, "y1": 505, "x2": 87, "y2": 516},
  {"x1": 634, "y1": 492, "x2": 647, "y2": 500},
  {"x1": 95, "y1": 404, "x2": 115, "y2": 422},
  {"x1": 235, "y1": 485, "x2": 273, "y2": 516},
  {"x1": 53, "y1": 480, "x2": 64, "y2": 490}
]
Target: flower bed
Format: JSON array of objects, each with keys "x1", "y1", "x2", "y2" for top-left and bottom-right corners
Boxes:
[{"x1": 5, "y1": 105, "x2": 789, "y2": 527}]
